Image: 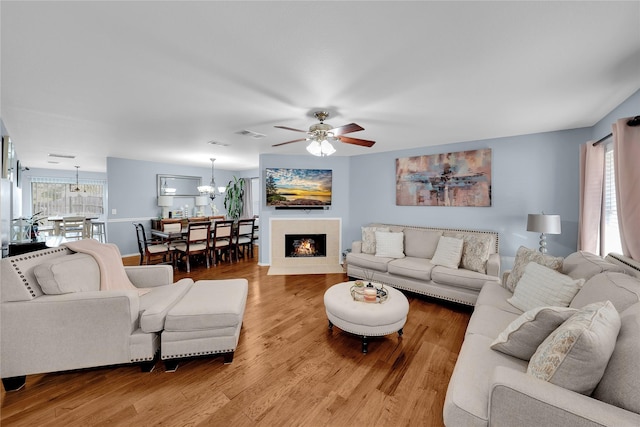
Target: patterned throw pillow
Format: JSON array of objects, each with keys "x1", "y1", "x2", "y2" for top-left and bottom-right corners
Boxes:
[
  {"x1": 361, "y1": 226, "x2": 389, "y2": 254},
  {"x1": 431, "y1": 236, "x2": 464, "y2": 269},
  {"x1": 507, "y1": 262, "x2": 584, "y2": 312},
  {"x1": 491, "y1": 306, "x2": 578, "y2": 360},
  {"x1": 505, "y1": 246, "x2": 564, "y2": 292},
  {"x1": 527, "y1": 301, "x2": 621, "y2": 395},
  {"x1": 445, "y1": 232, "x2": 493, "y2": 273}
]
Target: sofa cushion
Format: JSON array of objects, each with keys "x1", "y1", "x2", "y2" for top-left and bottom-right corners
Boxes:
[
  {"x1": 527, "y1": 301, "x2": 621, "y2": 395},
  {"x1": 475, "y1": 281, "x2": 523, "y2": 315},
  {"x1": 138, "y1": 279, "x2": 193, "y2": 333},
  {"x1": 593, "y1": 303, "x2": 640, "y2": 414},
  {"x1": 387, "y1": 257, "x2": 435, "y2": 281},
  {"x1": 465, "y1": 304, "x2": 521, "y2": 339},
  {"x1": 570, "y1": 271, "x2": 640, "y2": 312},
  {"x1": 431, "y1": 236, "x2": 464, "y2": 269},
  {"x1": 375, "y1": 230, "x2": 405, "y2": 258},
  {"x1": 33, "y1": 253, "x2": 101, "y2": 294},
  {"x1": 361, "y1": 226, "x2": 389, "y2": 254},
  {"x1": 445, "y1": 232, "x2": 493, "y2": 273},
  {"x1": 562, "y1": 250, "x2": 626, "y2": 281},
  {"x1": 431, "y1": 266, "x2": 498, "y2": 292},
  {"x1": 505, "y1": 246, "x2": 564, "y2": 292},
  {"x1": 346, "y1": 252, "x2": 392, "y2": 273},
  {"x1": 508, "y1": 263, "x2": 584, "y2": 312},
  {"x1": 490, "y1": 306, "x2": 578, "y2": 360},
  {"x1": 404, "y1": 228, "x2": 442, "y2": 259}
]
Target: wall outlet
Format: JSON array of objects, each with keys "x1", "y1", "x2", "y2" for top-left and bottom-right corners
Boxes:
[{"x1": 111, "y1": 209, "x2": 117, "y2": 215}]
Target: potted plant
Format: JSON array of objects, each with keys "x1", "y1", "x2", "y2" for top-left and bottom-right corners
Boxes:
[{"x1": 223, "y1": 177, "x2": 245, "y2": 220}]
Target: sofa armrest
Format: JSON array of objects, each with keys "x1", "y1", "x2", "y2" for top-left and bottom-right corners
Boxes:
[
  {"x1": 125, "y1": 265, "x2": 173, "y2": 288},
  {"x1": 1, "y1": 291, "x2": 140, "y2": 378},
  {"x1": 486, "y1": 253, "x2": 500, "y2": 277},
  {"x1": 351, "y1": 240, "x2": 362, "y2": 253},
  {"x1": 489, "y1": 366, "x2": 640, "y2": 427},
  {"x1": 501, "y1": 270, "x2": 512, "y2": 287}
]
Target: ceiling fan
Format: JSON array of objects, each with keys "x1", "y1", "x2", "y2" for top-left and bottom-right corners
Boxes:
[{"x1": 273, "y1": 112, "x2": 376, "y2": 154}]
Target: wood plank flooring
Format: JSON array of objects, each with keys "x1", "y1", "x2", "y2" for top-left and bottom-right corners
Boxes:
[{"x1": 1, "y1": 249, "x2": 471, "y2": 426}]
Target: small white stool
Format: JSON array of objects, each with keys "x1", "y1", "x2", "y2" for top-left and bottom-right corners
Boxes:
[
  {"x1": 324, "y1": 281, "x2": 409, "y2": 353},
  {"x1": 90, "y1": 221, "x2": 107, "y2": 243}
]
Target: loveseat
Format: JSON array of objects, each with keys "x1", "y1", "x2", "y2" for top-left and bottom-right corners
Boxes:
[
  {"x1": 443, "y1": 249, "x2": 640, "y2": 426},
  {"x1": 346, "y1": 224, "x2": 500, "y2": 306},
  {"x1": 0, "y1": 245, "x2": 193, "y2": 391}
]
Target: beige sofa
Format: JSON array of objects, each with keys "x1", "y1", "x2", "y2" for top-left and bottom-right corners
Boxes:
[
  {"x1": 443, "y1": 251, "x2": 640, "y2": 426},
  {"x1": 346, "y1": 224, "x2": 500, "y2": 306},
  {"x1": 0, "y1": 246, "x2": 193, "y2": 391}
]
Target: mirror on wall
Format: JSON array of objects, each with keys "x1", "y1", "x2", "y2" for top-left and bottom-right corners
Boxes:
[{"x1": 157, "y1": 174, "x2": 202, "y2": 197}]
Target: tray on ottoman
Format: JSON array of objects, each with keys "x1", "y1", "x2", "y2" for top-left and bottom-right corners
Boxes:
[{"x1": 161, "y1": 279, "x2": 248, "y2": 371}]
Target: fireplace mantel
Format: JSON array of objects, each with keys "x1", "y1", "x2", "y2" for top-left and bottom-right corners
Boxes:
[{"x1": 269, "y1": 218, "x2": 342, "y2": 274}]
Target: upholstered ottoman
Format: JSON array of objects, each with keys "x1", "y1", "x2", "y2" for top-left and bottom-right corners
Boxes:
[
  {"x1": 161, "y1": 279, "x2": 248, "y2": 371},
  {"x1": 324, "y1": 281, "x2": 409, "y2": 353}
]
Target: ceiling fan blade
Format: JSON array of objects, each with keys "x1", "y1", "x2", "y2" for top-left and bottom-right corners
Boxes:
[
  {"x1": 330, "y1": 123, "x2": 364, "y2": 135},
  {"x1": 274, "y1": 125, "x2": 308, "y2": 133},
  {"x1": 272, "y1": 138, "x2": 308, "y2": 147},
  {"x1": 338, "y1": 136, "x2": 376, "y2": 147}
]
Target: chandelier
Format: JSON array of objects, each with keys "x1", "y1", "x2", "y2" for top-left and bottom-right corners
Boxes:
[
  {"x1": 198, "y1": 158, "x2": 219, "y2": 200},
  {"x1": 70, "y1": 165, "x2": 87, "y2": 197}
]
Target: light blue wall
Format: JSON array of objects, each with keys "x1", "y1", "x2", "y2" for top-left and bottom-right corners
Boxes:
[
  {"x1": 257, "y1": 154, "x2": 351, "y2": 265},
  {"x1": 106, "y1": 157, "x2": 237, "y2": 256},
  {"x1": 347, "y1": 129, "x2": 590, "y2": 270}
]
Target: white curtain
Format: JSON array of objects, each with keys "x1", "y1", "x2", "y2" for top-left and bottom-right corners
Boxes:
[
  {"x1": 612, "y1": 117, "x2": 640, "y2": 260},
  {"x1": 241, "y1": 177, "x2": 253, "y2": 219},
  {"x1": 577, "y1": 142, "x2": 604, "y2": 254}
]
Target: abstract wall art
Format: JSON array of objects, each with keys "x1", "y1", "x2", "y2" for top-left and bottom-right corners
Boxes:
[{"x1": 396, "y1": 148, "x2": 492, "y2": 207}]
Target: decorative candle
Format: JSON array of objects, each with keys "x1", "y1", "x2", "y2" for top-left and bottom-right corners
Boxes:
[{"x1": 364, "y1": 287, "x2": 377, "y2": 302}]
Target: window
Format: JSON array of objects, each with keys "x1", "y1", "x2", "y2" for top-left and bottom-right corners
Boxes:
[
  {"x1": 603, "y1": 143, "x2": 622, "y2": 255},
  {"x1": 31, "y1": 177, "x2": 106, "y2": 227}
]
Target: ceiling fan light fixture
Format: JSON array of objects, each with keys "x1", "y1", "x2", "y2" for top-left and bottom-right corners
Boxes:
[{"x1": 306, "y1": 139, "x2": 336, "y2": 157}]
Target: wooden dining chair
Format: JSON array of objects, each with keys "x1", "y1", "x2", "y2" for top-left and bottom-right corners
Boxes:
[
  {"x1": 234, "y1": 218, "x2": 255, "y2": 259},
  {"x1": 211, "y1": 219, "x2": 235, "y2": 265},
  {"x1": 172, "y1": 222, "x2": 211, "y2": 272},
  {"x1": 134, "y1": 222, "x2": 173, "y2": 265}
]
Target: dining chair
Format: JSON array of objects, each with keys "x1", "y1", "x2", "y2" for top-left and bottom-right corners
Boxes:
[
  {"x1": 173, "y1": 221, "x2": 211, "y2": 273},
  {"x1": 234, "y1": 218, "x2": 255, "y2": 259},
  {"x1": 62, "y1": 216, "x2": 87, "y2": 241},
  {"x1": 211, "y1": 219, "x2": 235, "y2": 265},
  {"x1": 133, "y1": 222, "x2": 173, "y2": 265}
]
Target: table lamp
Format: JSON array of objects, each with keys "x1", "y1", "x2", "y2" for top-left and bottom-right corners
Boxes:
[
  {"x1": 527, "y1": 213, "x2": 561, "y2": 254},
  {"x1": 158, "y1": 195, "x2": 174, "y2": 219},
  {"x1": 195, "y1": 196, "x2": 208, "y2": 217}
]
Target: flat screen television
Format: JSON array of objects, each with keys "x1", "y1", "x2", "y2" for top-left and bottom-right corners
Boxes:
[{"x1": 265, "y1": 168, "x2": 332, "y2": 208}]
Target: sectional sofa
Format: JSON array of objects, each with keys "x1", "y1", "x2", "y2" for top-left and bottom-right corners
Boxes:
[
  {"x1": 346, "y1": 223, "x2": 500, "y2": 306},
  {"x1": 444, "y1": 249, "x2": 640, "y2": 426}
]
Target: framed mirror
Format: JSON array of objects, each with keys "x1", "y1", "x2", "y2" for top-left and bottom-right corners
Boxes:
[{"x1": 157, "y1": 174, "x2": 202, "y2": 197}]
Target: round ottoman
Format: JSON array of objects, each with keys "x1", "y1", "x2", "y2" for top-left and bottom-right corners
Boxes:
[{"x1": 324, "y1": 281, "x2": 409, "y2": 353}]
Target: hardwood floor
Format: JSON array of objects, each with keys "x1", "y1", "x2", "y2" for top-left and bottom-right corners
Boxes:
[{"x1": 1, "y1": 249, "x2": 471, "y2": 426}]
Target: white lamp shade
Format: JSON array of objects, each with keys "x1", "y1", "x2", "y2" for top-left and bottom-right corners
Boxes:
[
  {"x1": 195, "y1": 196, "x2": 208, "y2": 206},
  {"x1": 306, "y1": 139, "x2": 336, "y2": 157},
  {"x1": 157, "y1": 195, "x2": 174, "y2": 207},
  {"x1": 527, "y1": 214, "x2": 561, "y2": 234}
]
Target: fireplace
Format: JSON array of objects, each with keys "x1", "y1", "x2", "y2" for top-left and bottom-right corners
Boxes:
[{"x1": 285, "y1": 234, "x2": 326, "y2": 257}]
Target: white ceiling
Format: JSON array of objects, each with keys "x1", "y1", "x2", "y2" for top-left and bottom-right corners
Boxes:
[{"x1": 2, "y1": 1, "x2": 639, "y2": 172}]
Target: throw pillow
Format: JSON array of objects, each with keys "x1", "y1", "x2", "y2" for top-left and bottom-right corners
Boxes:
[
  {"x1": 527, "y1": 300, "x2": 621, "y2": 395},
  {"x1": 445, "y1": 232, "x2": 493, "y2": 273},
  {"x1": 375, "y1": 231, "x2": 405, "y2": 258},
  {"x1": 508, "y1": 262, "x2": 585, "y2": 312},
  {"x1": 490, "y1": 306, "x2": 578, "y2": 360},
  {"x1": 34, "y1": 253, "x2": 101, "y2": 294},
  {"x1": 505, "y1": 246, "x2": 564, "y2": 292},
  {"x1": 430, "y1": 236, "x2": 464, "y2": 269},
  {"x1": 361, "y1": 226, "x2": 389, "y2": 254}
]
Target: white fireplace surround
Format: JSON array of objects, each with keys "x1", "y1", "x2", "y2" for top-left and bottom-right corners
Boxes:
[{"x1": 269, "y1": 218, "x2": 342, "y2": 274}]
